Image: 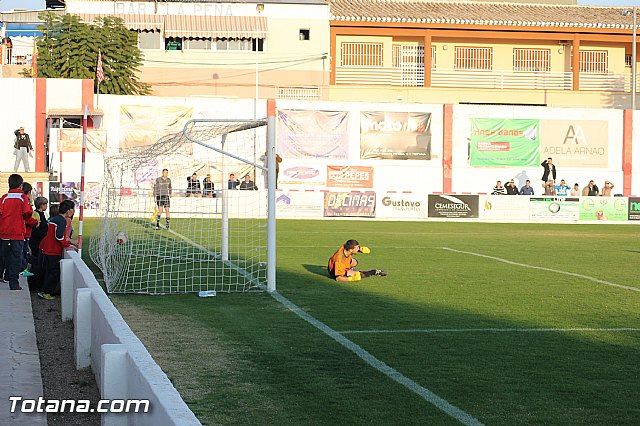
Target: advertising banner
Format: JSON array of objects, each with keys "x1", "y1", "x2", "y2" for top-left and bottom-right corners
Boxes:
[
  {"x1": 279, "y1": 164, "x2": 326, "y2": 186},
  {"x1": 277, "y1": 110, "x2": 349, "y2": 159},
  {"x1": 629, "y1": 197, "x2": 640, "y2": 221},
  {"x1": 479, "y1": 195, "x2": 530, "y2": 221},
  {"x1": 327, "y1": 166, "x2": 374, "y2": 188},
  {"x1": 57, "y1": 129, "x2": 107, "y2": 153},
  {"x1": 324, "y1": 191, "x2": 376, "y2": 217},
  {"x1": 428, "y1": 194, "x2": 479, "y2": 218},
  {"x1": 579, "y1": 197, "x2": 628, "y2": 221},
  {"x1": 529, "y1": 197, "x2": 579, "y2": 221},
  {"x1": 120, "y1": 105, "x2": 193, "y2": 151},
  {"x1": 360, "y1": 111, "x2": 431, "y2": 160},
  {"x1": 276, "y1": 191, "x2": 324, "y2": 218},
  {"x1": 49, "y1": 182, "x2": 100, "y2": 209},
  {"x1": 377, "y1": 193, "x2": 428, "y2": 219},
  {"x1": 470, "y1": 118, "x2": 540, "y2": 167},
  {"x1": 540, "y1": 120, "x2": 608, "y2": 168}
]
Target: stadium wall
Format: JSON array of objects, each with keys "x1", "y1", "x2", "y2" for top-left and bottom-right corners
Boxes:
[{"x1": 60, "y1": 252, "x2": 202, "y2": 426}]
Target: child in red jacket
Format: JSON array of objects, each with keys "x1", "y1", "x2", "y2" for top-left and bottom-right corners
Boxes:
[
  {"x1": 0, "y1": 174, "x2": 33, "y2": 290},
  {"x1": 37, "y1": 200, "x2": 76, "y2": 299}
]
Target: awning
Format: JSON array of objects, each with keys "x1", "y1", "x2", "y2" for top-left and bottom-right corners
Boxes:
[
  {"x1": 74, "y1": 13, "x2": 163, "y2": 31},
  {"x1": 47, "y1": 108, "x2": 104, "y2": 117},
  {"x1": 164, "y1": 15, "x2": 267, "y2": 38}
]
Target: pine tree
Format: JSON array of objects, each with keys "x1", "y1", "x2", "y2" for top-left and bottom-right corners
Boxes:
[{"x1": 22, "y1": 12, "x2": 150, "y2": 95}]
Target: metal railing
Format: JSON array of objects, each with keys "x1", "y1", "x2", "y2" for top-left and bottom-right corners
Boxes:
[
  {"x1": 335, "y1": 66, "x2": 639, "y2": 92},
  {"x1": 276, "y1": 86, "x2": 322, "y2": 100}
]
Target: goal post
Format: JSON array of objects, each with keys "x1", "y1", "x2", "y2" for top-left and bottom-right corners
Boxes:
[{"x1": 90, "y1": 108, "x2": 277, "y2": 295}]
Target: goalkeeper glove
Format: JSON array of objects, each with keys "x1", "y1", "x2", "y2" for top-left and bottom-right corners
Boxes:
[
  {"x1": 359, "y1": 246, "x2": 370, "y2": 254},
  {"x1": 347, "y1": 272, "x2": 362, "y2": 282}
]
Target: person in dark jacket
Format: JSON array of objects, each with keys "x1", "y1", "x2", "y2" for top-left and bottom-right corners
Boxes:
[
  {"x1": 541, "y1": 157, "x2": 556, "y2": 183},
  {"x1": 13, "y1": 127, "x2": 34, "y2": 172},
  {"x1": 27, "y1": 196, "x2": 48, "y2": 292}
]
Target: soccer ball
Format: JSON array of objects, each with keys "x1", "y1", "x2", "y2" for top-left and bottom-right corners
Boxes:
[{"x1": 115, "y1": 232, "x2": 128, "y2": 245}]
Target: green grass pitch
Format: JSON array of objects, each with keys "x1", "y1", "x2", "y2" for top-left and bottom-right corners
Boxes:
[{"x1": 83, "y1": 219, "x2": 640, "y2": 425}]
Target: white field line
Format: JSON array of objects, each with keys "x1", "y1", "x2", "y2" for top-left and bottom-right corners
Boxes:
[
  {"x1": 270, "y1": 291, "x2": 483, "y2": 426},
  {"x1": 441, "y1": 247, "x2": 640, "y2": 293},
  {"x1": 340, "y1": 327, "x2": 640, "y2": 334}
]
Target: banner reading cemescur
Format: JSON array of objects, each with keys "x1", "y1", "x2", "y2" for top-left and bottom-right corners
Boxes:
[
  {"x1": 428, "y1": 194, "x2": 479, "y2": 218},
  {"x1": 324, "y1": 191, "x2": 376, "y2": 217}
]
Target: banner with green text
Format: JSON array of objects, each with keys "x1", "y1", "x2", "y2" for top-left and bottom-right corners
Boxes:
[{"x1": 470, "y1": 118, "x2": 540, "y2": 167}]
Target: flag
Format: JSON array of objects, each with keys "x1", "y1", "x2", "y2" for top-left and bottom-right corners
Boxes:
[{"x1": 96, "y1": 50, "x2": 104, "y2": 84}]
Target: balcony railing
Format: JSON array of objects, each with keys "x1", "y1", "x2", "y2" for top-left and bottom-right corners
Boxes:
[{"x1": 335, "y1": 66, "x2": 638, "y2": 92}]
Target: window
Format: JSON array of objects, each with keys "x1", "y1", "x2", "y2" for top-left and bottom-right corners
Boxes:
[
  {"x1": 513, "y1": 48, "x2": 550, "y2": 72},
  {"x1": 212, "y1": 38, "x2": 264, "y2": 52},
  {"x1": 625, "y1": 54, "x2": 633, "y2": 67},
  {"x1": 341, "y1": 42, "x2": 383, "y2": 67},
  {"x1": 299, "y1": 29, "x2": 310, "y2": 41},
  {"x1": 455, "y1": 47, "x2": 492, "y2": 70},
  {"x1": 185, "y1": 37, "x2": 212, "y2": 50},
  {"x1": 138, "y1": 30, "x2": 161, "y2": 50},
  {"x1": 579, "y1": 50, "x2": 608, "y2": 74},
  {"x1": 165, "y1": 37, "x2": 182, "y2": 51}
]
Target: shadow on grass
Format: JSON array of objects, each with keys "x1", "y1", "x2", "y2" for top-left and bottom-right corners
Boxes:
[{"x1": 302, "y1": 264, "x2": 329, "y2": 279}]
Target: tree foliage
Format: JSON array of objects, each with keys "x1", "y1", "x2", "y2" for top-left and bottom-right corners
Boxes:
[{"x1": 22, "y1": 12, "x2": 150, "y2": 95}]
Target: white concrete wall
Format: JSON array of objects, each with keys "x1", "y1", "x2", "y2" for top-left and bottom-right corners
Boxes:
[
  {"x1": 0, "y1": 78, "x2": 37, "y2": 172},
  {"x1": 62, "y1": 251, "x2": 201, "y2": 426}
]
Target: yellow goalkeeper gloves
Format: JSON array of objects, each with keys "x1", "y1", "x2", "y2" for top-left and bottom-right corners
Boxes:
[
  {"x1": 347, "y1": 271, "x2": 362, "y2": 282},
  {"x1": 359, "y1": 246, "x2": 370, "y2": 254}
]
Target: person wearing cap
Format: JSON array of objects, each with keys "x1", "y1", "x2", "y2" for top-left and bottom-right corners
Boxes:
[
  {"x1": 600, "y1": 180, "x2": 614, "y2": 197},
  {"x1": 555, "y1": 179, "x2": 570, "y2": 197},
  {"x1": 13, "y1": 127, "x2": 33, "y2": 172},
  {"x1": 582, "y1": 180, "x2": 599, "y2": 196}
]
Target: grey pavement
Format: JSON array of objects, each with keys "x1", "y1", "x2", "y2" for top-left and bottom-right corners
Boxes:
[{"x1": 0, "y1": 276, "x2": 47, "y2": 425}]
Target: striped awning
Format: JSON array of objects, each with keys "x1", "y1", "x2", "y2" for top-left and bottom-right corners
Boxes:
[
  {"x1": 164, "y1": 15, "x2": 267, "y2": 38},
  {"x1": 74, "y1": 13, "x2": 164, "y2": 31}
]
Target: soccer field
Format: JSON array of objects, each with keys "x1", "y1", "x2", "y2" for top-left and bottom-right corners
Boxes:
[{"x1": 93, "y1": 219, "x2": 640, "y2": 425}]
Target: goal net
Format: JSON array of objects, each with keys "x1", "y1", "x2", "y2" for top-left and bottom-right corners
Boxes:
[{"x1": 89, "y1": 118, "x2": 275, "y2": 294}]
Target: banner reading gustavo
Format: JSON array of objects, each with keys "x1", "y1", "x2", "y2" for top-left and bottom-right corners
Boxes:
[
  {"x1": 360, "y1": 112, "x2": 431, "y2": 160},
  {"x1": 470, "y1": 118, "x2": 539, "y2": 166}
]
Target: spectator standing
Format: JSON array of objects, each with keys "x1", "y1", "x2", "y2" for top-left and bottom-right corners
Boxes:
[
  {"x1": 519, "y1": 180, "x2": 534, "y2": 195},
  {"x1": 570, "y1": 183, "x2": 581, "y2": 196},
  {"x1": 37, "y1": 200, "x2": 76, "y2": 300},
  {"x1": 13, "y1": 127, "x2": 33, "y2": 172},
  {"x1": 542, "y1": 179, "x2": 557, "y2": 195},
  {"x1": 600, "y1": 181, "x2": 614, "y2": 196},
  {"x1": 0, "y1": 174, "x2": 33, "y2": 290},
  {"x1": 239, "y1": 174, "x2": 258, "y2": 191},
  {"x1": 491, "y1": 180, "x2": 506, "y2": 195},
  {"x1": 2, "y1": 36, "x2": 12, "y2": 64},
  {"x1": 202, "y1": 174, "x2": 215, "y2": 197},
  {"x1": 20, "y1": 182, "x2": 36, "y2": 278},
  {"x1": 27, "y1": 196, "x2": 48, "y2": 292},
  {"x1": 541, "y1": 158, "x2": 556, "y2": 183},
  {"x1": 227, "y1": 173, "x2": 240, "y2": 190},
  {"x1": 186, "y1": 172, "x2": 201, "y2": 197},
  {"x1": 582, "y1": 180, "x2": 599, "y2": 196},
  {"x1": 505, "y1": 179, "x2": 519, "y2": 195},
  {"x1": 555, "y1": 179, "x2": 571, "y2": 197}
]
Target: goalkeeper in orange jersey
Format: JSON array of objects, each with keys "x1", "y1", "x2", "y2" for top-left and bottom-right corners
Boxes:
[{"x1": 327, "y1": 239, "x2": 387, "y2": 282}]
